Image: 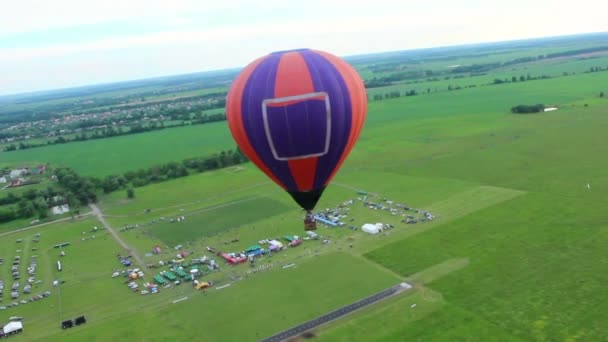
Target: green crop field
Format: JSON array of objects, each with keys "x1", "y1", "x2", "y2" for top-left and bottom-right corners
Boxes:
[
  {"x1": 2, "y1": 36, "x2": 608, "y2": 341},
  {"x1": 0, "y1": 121, "x2": 236, "y2": 177},
  {"x1": 147, "y1": 196, "x2": 291, "y2": 245}
]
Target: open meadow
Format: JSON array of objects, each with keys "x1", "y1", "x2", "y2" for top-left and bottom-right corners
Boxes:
[
  {"x1": 0, "y1": 122, "x2": 236, "y2": 177},
  {"x1": 1, "y1": 36, "x2": 608, "y2": 341}
]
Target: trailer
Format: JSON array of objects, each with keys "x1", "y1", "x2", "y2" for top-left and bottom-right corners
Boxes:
[{"x1": 0, "y1": 321, "x2": 23, "y2": 337}]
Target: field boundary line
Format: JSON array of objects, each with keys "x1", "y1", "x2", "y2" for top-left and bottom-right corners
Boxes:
[
  {"x1": 99, "y1": 180, "x2": 271, "y2": 216},
  {"x1": 0, "y1": 212, "x2": 93, "y2": 237},
  {"x1": 352, "y1": 253, "x2": 406, "y2": 281}
]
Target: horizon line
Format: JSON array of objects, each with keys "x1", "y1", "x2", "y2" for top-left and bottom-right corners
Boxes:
[{"x1": 2, "y1": 30, "x2": 606, "y2": 99}]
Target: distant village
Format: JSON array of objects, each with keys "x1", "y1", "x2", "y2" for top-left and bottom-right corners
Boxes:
[{"x1": 1, "y1": 94, "x2": 226, "y2": 147}]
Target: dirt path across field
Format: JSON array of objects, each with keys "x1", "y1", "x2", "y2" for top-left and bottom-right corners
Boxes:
[
  {"x1": 89, "y1": 203, "x2": 146, "y2": 268},
  {"x1": 0, "y1": 212, "x2": 93, "y2": 238}
]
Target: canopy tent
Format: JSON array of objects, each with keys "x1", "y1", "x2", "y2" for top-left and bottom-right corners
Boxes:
[
  {"x1": 245, "y1": 245, "x2": 261, "y2": 253},
  {"x1": 3, "y1": 321, "x2": 23, "y2": 334},
  {"x1": 313, "y1": 215, "x2": 338, "y2": 227},
  {"x1": 269, "y1": 240, "x2": 283, "y2": 248},
  {"x1": 362, "y1": 223, "x2": 381, "y2": 234}
]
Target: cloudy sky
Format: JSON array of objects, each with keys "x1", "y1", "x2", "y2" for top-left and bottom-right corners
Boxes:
[{"x1": 0, "y1": 0, "x2": 605, "y2": 95}]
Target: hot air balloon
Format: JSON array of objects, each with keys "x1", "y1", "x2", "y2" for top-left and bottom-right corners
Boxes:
[{"x1": 226, "y1": 48, "x2": 367, "y2": 230}]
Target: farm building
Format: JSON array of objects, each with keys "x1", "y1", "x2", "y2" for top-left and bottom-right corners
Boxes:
[
  {"x1": 51, "y1": 204, "x2": 70, "y2": 215},
  {"x1": 30, "y1": 165, "x2": 47, "y2": 175},
  {"x1": 8, "y1": 179, "x2": 23, "y2": 188},
  {"x1": 9, "y1": 169, "x2": 27, "y2": 179}
]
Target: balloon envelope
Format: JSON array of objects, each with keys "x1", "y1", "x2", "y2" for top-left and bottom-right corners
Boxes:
[{"x1": 226, "y1": 48, "x2": 367, "y2": 211}]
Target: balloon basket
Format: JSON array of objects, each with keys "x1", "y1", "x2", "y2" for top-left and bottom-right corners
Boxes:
[
  {"x1": 304, "y1": 222, "x2": 317, "y2": 231},
  {"x1": 304, "y1": 213, "x2": 317, "y2": 231}
]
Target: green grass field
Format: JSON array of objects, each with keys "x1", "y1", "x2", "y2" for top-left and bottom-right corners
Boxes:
[
  {"x1": 3, "y1": 50, "x2": 607, "y2": 179},
  {"x1": 313, "y1": 65, "x2": 608, "y2": 341},
  {"x1": 47, "y1": 252, "x2": 400, "y2": 342},
  {"x1": 2, "y1": 39, "x2": 608, "y2": 341},
  {"x1": 0, "y1": 121, "x2": 236, "y2": 177},
  {"x1": 147, "y1": 196, "x2": 291, "y2": 245},
  {"x1": 0, "y1": 217, "x2": 132, "y2": 340}
]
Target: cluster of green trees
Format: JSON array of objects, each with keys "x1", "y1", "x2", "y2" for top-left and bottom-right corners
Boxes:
[
  {"x1": 370, "y1": 89, "x2": 418, "y2": 101},
  {"x1": 511, "y1": 104, "x2": 545, "y2": 114},
  {"x1": 586, "y1": 66, "x2": 608, "y2": 73},
  {"x1": 0, "y1": 187, "x2": 76, "y2": 223},
  {"x1": 493, "y1": 74, "x2": 552, "y2": 85},
  {"x1": 361, "y1": 52, "x2": 576, "y2": 89},
  {"x1": 54, "y1": 168, "x2": 99, "y2": 204},
  {"x1": 450, "y1": 63, "x2": 502, "y2": 74},
  {"x1": 0, "y1": 146, "x2": 249, "y2": 224},
  {"x1": 544, "y1": 46, "x2": 608, "y2": 59},
  {"x1": 100, "y1": 147, "x2": 248, "y2": 193}
]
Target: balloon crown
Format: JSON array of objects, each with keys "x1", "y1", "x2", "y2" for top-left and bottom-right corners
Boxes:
[{"x1": 270, "y1": 48, "x2": 311, "y2": 55}]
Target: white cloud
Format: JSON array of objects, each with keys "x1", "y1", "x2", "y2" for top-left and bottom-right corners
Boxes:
[
  {"x1": 1, "y1": 0, "x2": 606, "y2": 94},
  {"x1": 0, "y1": 0, "x2": 288, "y2": 35},
  {"x1": 3, "y1": 5, "x2": 605, "y2": 63}
]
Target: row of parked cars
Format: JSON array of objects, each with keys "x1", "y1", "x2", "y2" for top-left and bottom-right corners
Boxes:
[
  {"x1": 7, "y1": 255, "x2": 38, "y2": 300},
  {"x1": 0, "y1": 291, "x2": 52, "y2": 310}
]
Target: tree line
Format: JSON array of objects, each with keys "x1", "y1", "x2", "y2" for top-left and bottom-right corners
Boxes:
[
  {"x1": 101, "y1": 148, "x2": 248, "y2": 193},
  {"x1": 0, "y1": 186, "x2": 77, "y2": 223},
  {"x1": 511, "y1": 104, "x2": 545, "y2": 114},
  {"x1": 0, "y1": 147, "x2": 249, "y2": 224}
]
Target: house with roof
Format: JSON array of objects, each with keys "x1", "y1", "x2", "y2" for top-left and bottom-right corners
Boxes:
[
  {"x1": 9, "y1": 179, "x2": 24, "y2": 188},
  {"x1": 30, "y1": 165, "x2": 47, "y2": 175},
  {"x1": 9, "y1": 168, "x2": 28, "y2": 179},
  {"x1": 52, "y1": 204, "x2": 70, "y2": 215}
]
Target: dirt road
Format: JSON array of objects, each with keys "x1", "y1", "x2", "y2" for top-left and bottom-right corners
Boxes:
[
  {"x1": 0, "y1": 212, "x2": 93, "y2": 238},
  {"x1": 89, "y1": 203, "x2": 146, "y2": 268}
]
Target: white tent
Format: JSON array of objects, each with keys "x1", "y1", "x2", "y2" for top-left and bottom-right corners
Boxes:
[
  {"x1": 269, "y1": 240, "x2": 283, "y2": 248},
  {"x1": 362, "y1": 223, "x2": 381, "y2": 234},
  {"x1": 3, "y1": 321, "x2": 23, "y2": 334}
]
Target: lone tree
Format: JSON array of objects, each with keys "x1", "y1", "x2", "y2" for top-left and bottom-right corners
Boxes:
[
  {"x1": 511, "y1": 104, "x2": 545, "y2": 114},
  {"x1": 127, "y1": 187, "x2": 135, "y2": 199},
  {"x1": 601, "y1": 91, "x2": 605, "y2": 98}
]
